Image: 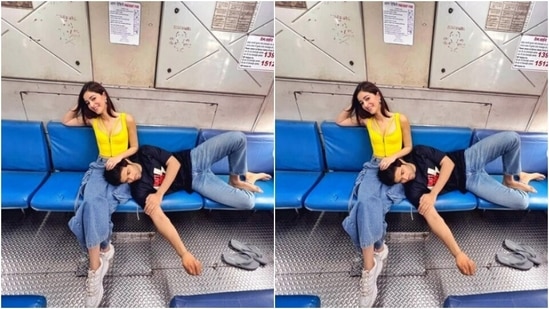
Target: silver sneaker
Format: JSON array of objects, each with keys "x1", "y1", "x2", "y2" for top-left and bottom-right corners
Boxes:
[
  {"x1": 85, "y1": 258, "x2": 107, "y2": 307},
  {"x1": 100, "y1": 243, "x2": 115, "y2": 272},
  {"x1": 374, "y1": 243, "x2": 388, "y2": 264},
  {"x1": 359, "y1": 257, "x2": 382, "y2": 307}
]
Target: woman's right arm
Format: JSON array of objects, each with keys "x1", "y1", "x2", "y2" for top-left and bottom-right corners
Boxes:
[
  {"x1": 62, "y1": 105, "x2": 87, "y2": 126},
  {"x1": 336, "y1": 105, "x2": 360, "y2": 126}
]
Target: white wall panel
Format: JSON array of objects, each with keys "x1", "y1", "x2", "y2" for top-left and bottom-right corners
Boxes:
[
  {"x1": 275, "y1": 1, "x2": 366, "y2": 82},
  {"x1": 276, "y1": 79, "x2": 542, "y2": 132},
  {"x1": 2, "y1": 79, "x2": 271, "y2": 132},
  {"x1": 430, "y1": 1, "x2": 547, "y2": 95},
  {"x1": 156, "y1": 1, "x2": 274, "y2": 95},
  {"x1": 1, "y1": 2, "x2": 92, "y2": 82}
]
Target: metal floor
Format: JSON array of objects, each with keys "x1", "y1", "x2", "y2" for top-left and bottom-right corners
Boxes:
[
  {"x1": 1, "y1": 209, "x2": 274, "y2": 307},
  {"x1": 275, "y1": 209, "x2": 548, "y2": 308}
]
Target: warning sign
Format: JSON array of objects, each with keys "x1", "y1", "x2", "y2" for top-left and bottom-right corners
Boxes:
[
  {"x1": 512, "y1": 35, "x2": 548, "y2": 72},
  {"x1": 238, "y1": 35, "x2": 274, "y2": 72}
]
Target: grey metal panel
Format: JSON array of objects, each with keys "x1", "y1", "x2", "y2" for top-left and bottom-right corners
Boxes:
[
  {"x1": 1, "y1": 2, "x2": 93, "y2": 82},
  {"x1": 275, "y1": 2, "x2": 367, "y2": 82},
  {"x1": 275, "y1": 78, "x2": 543, "y2": 132},
  {"x1": 430, "y1": 1, "x2": 548, "y2": 95},
  {"x1": 363, "y1": 2, "x2": 435, "y2": 88},
  {"x1": 296, "y1": 91, "x2": 493, "y2": 128},
  {"x1": 156, "y1": 2, "x2": 274, "y2": 95},
  {"x1": 88, "y1": 2, "x2": 161, "y2": 88}
]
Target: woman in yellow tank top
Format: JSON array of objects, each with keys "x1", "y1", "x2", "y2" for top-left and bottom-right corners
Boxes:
[
  {"x1": 62, "y1": 81, "x2": 138, "y2": 307},
  {"x1": 336, "y1": 81, "x2": 412, "y2": 307}
]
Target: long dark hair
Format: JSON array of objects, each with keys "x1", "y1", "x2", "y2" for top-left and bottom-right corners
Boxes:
[
  {"x1": 74, "y1": 81, "x2": 117, "y2": 123},
  {"x1": 347, "y1": 81, "x2": 391, "y2": 124}
]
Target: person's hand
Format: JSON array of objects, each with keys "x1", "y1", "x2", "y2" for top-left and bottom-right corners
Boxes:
[
  {"x1": 418, "y1": 193, "x2": 437, "y2": 215},
  {"x1": 144, "y1": 193, "x2": 163, "y2": 215},
  {"x1": 105, "y1": 157, "x2": 122, "y2": 170},
  {"x1": 455, "y1": 251, "x2": 476, "y2": 275},
  {"x1": 181, "y1": 251, "x2": 202, "y2": 275},
  {"x1": 379, "y1": 157, "x2": 396, "y2": 170}
]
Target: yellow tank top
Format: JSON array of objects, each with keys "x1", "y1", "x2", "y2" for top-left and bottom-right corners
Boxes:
[
  {"x1": 91, "y1": 113, "x2": 129, "y2": 158},
  {"x1": 365, "y1": 113, "x2": 403, "y2": 158}
]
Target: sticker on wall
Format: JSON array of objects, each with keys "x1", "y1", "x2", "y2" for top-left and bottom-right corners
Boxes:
[
  {"x1": 383, "y1": 1, "x2": 414, "y2": 46},
  {"x1": 109, "y1": 1, "x2": 141, "y2": 45},
  {"x1": 169, "y1": 25, "x2": 192, "y2": 52},
  {"x1": 331, "y1": 13, "x2": 355, "y2": 45},
  {"x1": 442, "y1": 25, "x2": 466, "y2": 52},
  {"x1": 485, "y1": 2, "x2": 532, "y2": 33},
  {"x1": 275, "y1": 2, "x2": 307, "y2": 9},
  {"x1": 57, "y1": 13, "x2": 81, "y2": 45},
  {"x1": 512, "y1": 35, "x2": 548, "y2": 72},
  {"x1": 238, "y1": 35, "x2": 274, "y2": 71},
  {"x1": 211, "y1": 1, "x2": 258, "y2": 33}
]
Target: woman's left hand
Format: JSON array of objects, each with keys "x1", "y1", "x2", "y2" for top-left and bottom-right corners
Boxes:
[
  {"x1": 379, "y1": 157, "x2": 396, "y2": 170},
  {"x1": 105, "y1": 157, "x2": 122, "y2": 170}
]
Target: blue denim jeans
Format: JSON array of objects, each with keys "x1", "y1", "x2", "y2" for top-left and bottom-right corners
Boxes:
[
  {"x1": 465, "y1": 131, "x2": 528, "y2": 209},
  {"x1": 68, "y1": 158, "x2": 131, "y2": 251},
  {"x1": 190, "y1": 131, "x2": 255, "y2": 209},
  {"x1": 342, "y1": 157, "x2": 406, "y2": 251}
]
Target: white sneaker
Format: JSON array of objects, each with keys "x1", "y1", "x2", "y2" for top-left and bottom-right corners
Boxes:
[
  {"x1": 100, "y1": 243, "x2": 115, "y2": 272},
  {"x1": 359, "y1": 258, "x2": 382, "y2": 307},
  {"x1": 85, "y1": 258, "x2": 107, "y2": 307},
  {"x1": 374, "y1": 243, "x2": 388, "y2": 264}
]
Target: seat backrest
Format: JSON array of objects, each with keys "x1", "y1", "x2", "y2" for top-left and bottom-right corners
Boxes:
[
  {"x1": 2, "y1": 120, "x2": 51, "y2": 172},
  {"x1": 275, "y1": 120, "x2": 324, "y2": 172},
  {"x1": 472, "y1": 129, "x2": 548, "y2": 174},
  {"x1": 198, "y1": 129, "x2": 273, "y2": 174},
  {"x1": 321, "y1": 121, "x2": 372, "y2": 171},
  {"x1": 321, "y1": 122, "x2": 473, "y2": 172},
  {"x1": 410, "y1": 125, "x2": 473, "y2": 152},
  {"x1": 47, "y1": 121, "x2": 199, "y2": 171}
]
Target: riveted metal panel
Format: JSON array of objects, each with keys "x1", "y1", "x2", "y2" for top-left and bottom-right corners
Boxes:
[
  {"x1": 430, "y1": 1, "x2": 548, "y2": 95},
  {"x1": 156, "y1": 1, "x2": 274, "y2": 95},
  {"x1": 1, "y1": 1, "x2": 92, "y2": 82},
  {"x1": 275, "y1": 1, "x2": 367, "y2": 82}
]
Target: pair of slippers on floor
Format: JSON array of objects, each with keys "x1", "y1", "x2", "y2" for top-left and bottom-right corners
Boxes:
[
  {"x1": 221, "y1": 239, "x2": 268, "y2": 271},
  {"x1": 495, "y1": 239, "x2": 543, "y2": 270}
]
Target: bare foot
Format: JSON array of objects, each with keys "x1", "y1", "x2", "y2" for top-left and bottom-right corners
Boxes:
[
  {"x1": 245, "y1": 172, "x2": 272, "y2": 185},
  {"x1": 229, "y1": 179, "x2": 263, "y2": 193},
  {"x1": 519, "y1": 172, "x2": 546, "y2": 185},
  {"x1": 503, "y1": 179, "x2": 537, "y2": 193}
]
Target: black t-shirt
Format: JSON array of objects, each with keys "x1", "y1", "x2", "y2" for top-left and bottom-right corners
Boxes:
[
  {"x1": 403, "y1": 145, "x2": 466, "y2": 207},
  {"x1": 129, "y1": 145, "x2": 192, "y2": 208}
]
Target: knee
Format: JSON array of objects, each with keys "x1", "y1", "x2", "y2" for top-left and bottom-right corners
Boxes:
[
  {"x1": 503, "y1": 131, "x2": 520, "y2": 145},
  {"x1": 512, "y1": 196, "x2": 529, "y2": 210},
  {"x1": 232, "y1": 131, "x2": 247, "y2": 146},
  {"x1": 234, "y1": 197, "x2": 255, "y2": 210},
  {"x1": 241, "y1": 199, "x2": 255, "y2": 210}
]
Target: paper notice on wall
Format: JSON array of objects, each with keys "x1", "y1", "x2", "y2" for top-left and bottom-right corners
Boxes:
[
  {"x1": 211, "y1": 1, "x2": 258, "y2": 33},
  {"x1": 238, "y1": 35, "x2": 274, "y2": 72},
  {"x1": 512, "y1": 35, "x2": 548, "y2": 72},
  {"x1": 485, "y1": 1, "x2": 531, "y2": 33},
  {"x1": 109, "y1": 1, "x2": 140, "y2": 45},
  {"x1": 383, "y1": 1, "x2": 414, "y2": 46}
]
